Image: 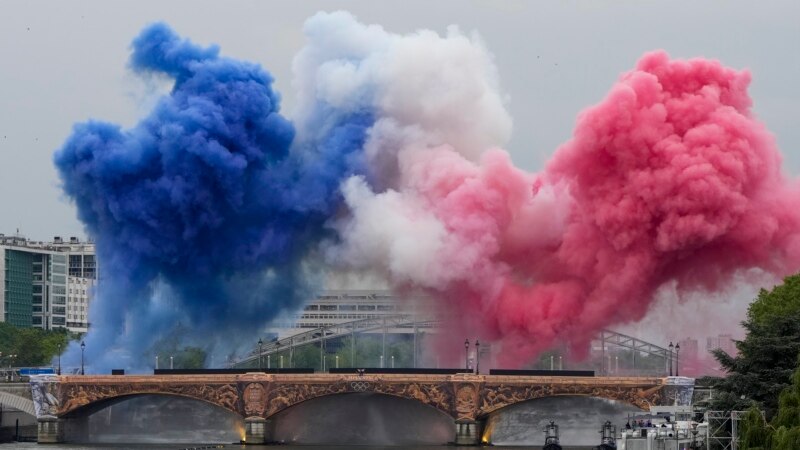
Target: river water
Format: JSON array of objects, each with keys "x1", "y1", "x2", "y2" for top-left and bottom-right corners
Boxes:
[{"x1": 1, "y1": 445, "x2": 595, "y2": 450}]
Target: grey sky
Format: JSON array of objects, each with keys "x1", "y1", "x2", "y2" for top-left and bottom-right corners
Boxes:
[{"x1": 1, "y1": 0, "x2": 798, "y2": 241}]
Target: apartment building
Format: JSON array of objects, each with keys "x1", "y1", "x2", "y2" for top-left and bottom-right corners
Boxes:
[{"x1": 0, "y1": 233, "x2": 96, "y2": 332}]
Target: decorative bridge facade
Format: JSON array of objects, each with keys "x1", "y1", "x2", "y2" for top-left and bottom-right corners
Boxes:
[{"x1": 30, "y1": 373, "x2": 694, "y2": 445}]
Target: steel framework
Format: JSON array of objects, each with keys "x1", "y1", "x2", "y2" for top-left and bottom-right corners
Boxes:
[
  {"x1": 232, "y1": 315, "x2": 672, "y2": 373},
  {"x1": 596, "y1": 329, "x2": 672, "y2": 376},
  {"x1": 705, "y1": 410, "x2": 761, "y2": 450},
  {"x1": 231, "y1": 314, "x2": 440, "y2": 369}
]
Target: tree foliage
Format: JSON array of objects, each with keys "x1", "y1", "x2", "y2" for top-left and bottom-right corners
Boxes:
[
  {"x1": 709, "y1": 274, "x2": 800, "y2": 417},
  {"x1": 738, "y1": 354, "x2": 800, "y2": 450},
  {"x1": 148, "y1": 327, "x2": 207, "y2": 369},
  {"x1": 0, "y1": 322, "x2": 77, "y2": 367}
]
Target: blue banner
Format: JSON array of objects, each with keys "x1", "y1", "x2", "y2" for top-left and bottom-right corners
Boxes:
[{"x1": 19, "y1": 368, "x2": 55, "y2": 375}]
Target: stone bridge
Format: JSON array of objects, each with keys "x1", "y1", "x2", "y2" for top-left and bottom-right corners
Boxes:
[
  {"x1": 0, "y1": 383, "x2": 35, "y2": 417},
  {"x1": 30, "y1": 373, "x2": 694, "y2": 445}
]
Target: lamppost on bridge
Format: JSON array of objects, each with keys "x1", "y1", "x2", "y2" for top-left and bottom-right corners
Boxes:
[
  {"x1": 668, "y1": 342, "x2": 674, "y2": 376},
  {"x1": 675, "y1": 343, "x2": 680, "y2": 377},
  {"x1": 475, "y1": 340, "x2": 480, "y2": 375},
  {"x1": 464, "y1": 339, "x2": 470, "y2": 371},
  {"x1": 80, "y1": 341, "x2": 85, "y2": 375},
  {"x1": 258, "y1": 338, "x2": 263, "y2": 370},
  {"x1": 391, "y1": 355, "x2": 394, "y2": 368},
  {"x1": 276, "y1": 342, "x2": 282, "y2": 370},
  {"x1": 170, "y1": 356, "x2": 174, "y2": 370},
  {"x1": 57, "y1": 343, "x2": 61, "y2": 375},
  {"x1": 155, "y1": 355, "x2": 159, "y2": 370}
]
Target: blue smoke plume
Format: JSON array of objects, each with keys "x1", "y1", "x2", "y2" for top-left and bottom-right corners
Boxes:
[{"x1": 54, "y1": 23, "x2": 372, "y2": 371}]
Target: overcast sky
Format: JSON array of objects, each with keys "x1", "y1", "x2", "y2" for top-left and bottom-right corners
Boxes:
[{"x1": 1, "y1": 0, "x2": 798, "y2": 241}]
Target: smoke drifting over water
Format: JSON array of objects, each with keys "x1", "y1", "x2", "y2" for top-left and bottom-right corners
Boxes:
[{"x1": 56, "y1": 12, "x2": 800, "y2": 371}]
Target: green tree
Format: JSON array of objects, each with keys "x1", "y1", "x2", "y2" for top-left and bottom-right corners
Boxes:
[
  {"x1": 737, "y1": 354, "x2": 800, "y2": 450},
  {"x1": 708, "y1": 274, "x2": 800, "y2": 418},
  {"x1": 149, "y1": 328, "x2": 207, "y2": 369},
  {"x1": 769, "y1": 354, "x2": 800, "y2": 450},
  {"x1": 0, "y1": 322, "x2": 76, "y2": 367},
  {"x1": 739, "y1": 406, "x2": 770, "y2": 450}
]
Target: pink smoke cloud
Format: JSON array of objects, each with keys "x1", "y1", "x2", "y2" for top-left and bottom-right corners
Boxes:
[{"x1": 339, "y1": 50, "x2": 800, "y2": 366}]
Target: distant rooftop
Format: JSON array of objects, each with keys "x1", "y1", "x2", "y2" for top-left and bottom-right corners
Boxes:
[{"x1": 0, "y1": 232, "x2": 94, "y2": 251}]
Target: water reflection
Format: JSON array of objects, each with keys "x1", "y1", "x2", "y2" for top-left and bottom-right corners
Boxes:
[
  {"x1": 1, "y1": 445, "x2": 595, "y2": 450},
  {"x1": 484, "y1": 395, "x2": 640, "y2": 446}
]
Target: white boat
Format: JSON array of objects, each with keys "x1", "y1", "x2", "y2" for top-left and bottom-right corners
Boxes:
[{"x1": 616, "y1": 406, "x2": 704, "y2": 450}]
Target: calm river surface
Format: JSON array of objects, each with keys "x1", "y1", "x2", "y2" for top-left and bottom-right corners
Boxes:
[{"x1": 0, "y1": 445, "x2": 594, "y2": 450}]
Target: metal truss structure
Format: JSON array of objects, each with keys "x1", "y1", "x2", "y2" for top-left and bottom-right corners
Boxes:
[
  {"x1": 705, "y1": 410, "x2": 761, "y2": 450},
  {"x1": 232, "y1": 315, "x2": 672, "y2": 373},
  {"x1": 596, "y1": 329, "x2": 672, "y2": 376},
  {"x1": 231, "y1": 314, "x2": 440, "y2": 369}
]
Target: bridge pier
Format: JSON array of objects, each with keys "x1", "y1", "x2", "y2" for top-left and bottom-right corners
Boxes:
[
  {"x1": 36, "y1": 417, "x2": 63, "y2": 444},
  {"x1": 244, "y1": 417, "x2": 270, "y2": 444},
  {"x1": 454, "y1": 419, "x2": 484, "y2": 446}
]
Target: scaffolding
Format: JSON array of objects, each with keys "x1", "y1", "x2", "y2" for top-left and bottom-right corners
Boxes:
[{"x1": 705, "y1": 410, "x2": 763, "y2": 450}]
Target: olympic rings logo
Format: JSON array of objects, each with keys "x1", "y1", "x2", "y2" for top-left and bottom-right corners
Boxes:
[{"x1": 350, "y1": 381, "x2": 372, "y2": 391}]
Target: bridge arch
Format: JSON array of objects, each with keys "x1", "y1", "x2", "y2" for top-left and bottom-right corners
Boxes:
[
  {"x1": 261, "y1": 378, "x2": 454, "y2": 419},
  {"x1": 267, "y1": 391, "x2": 455, "y2": 445},
  {"x1": 476, "y1": 381, "x2": 662, "y2": 418},
  {"x1": 481, "y1": 395, "x2": 642, "y2": 447},
  {"x1": 479, "y1": 392, "x2": 650, "y2": 419},
  {"x1": 0, "y1": 390, "x2": 35, "y2": 417},
  {"x1": 58, "y1": 393, "x2": 245, "y2": 444},
  {"x1": 60, "y1": 391, "x2": 243, "y2": 419}
]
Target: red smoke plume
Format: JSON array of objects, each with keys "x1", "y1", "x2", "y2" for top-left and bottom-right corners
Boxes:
[{"x1": 407, "y1": 51, "x2": 800, "y2": 364}]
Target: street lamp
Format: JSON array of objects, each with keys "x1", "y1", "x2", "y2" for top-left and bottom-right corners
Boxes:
[
  {"x1": 668, "y1": 342, "x2": 674, "y2": 376},
  {"x1": 464, "y1": 339, "x2": 470, "y2": 370},
  {"x1": 155, "y1": 355, "x2": 159, "y2": 370},
  {"x1": 57, "y1": 343, "x2": 62, "y2": 375},
  {"x1": 258, "y1": 338, "x2": 263, "y2": 370},
  {"x1": 80, "y1": 341, "x2": 86, "y2": 375},
  {"x1": 475, "y1": 340, "x2": 481, "y2": 375},
  {"x1": 170, "y1": 356, "x2": 174, "y2": 370},
  {"x1": 390, "y1": 355, "x2": 394, "y2": 368},
  {"x1": 675, "y1": 343, "x2": 681, "y2": 377},
  {"x1": 276, "y1": 342, "x2": 282, "y2": 370}
]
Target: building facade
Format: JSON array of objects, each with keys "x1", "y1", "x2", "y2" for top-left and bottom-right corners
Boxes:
[
  {"x1": 66, "y1": 276, "x2": 94, "y2": 333},
  {"x1": 266, "y1": 290, "x2": 432, "y2": 339},
  {"x1": 706, "y1": 334, "x2": 737, "y2": 357},
  {"x1": 0, "y1": 233, "x2": 96, "y2": 333},
  {"x1": 677, "y1": 338, "x2": 699, "y2": 361}
]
